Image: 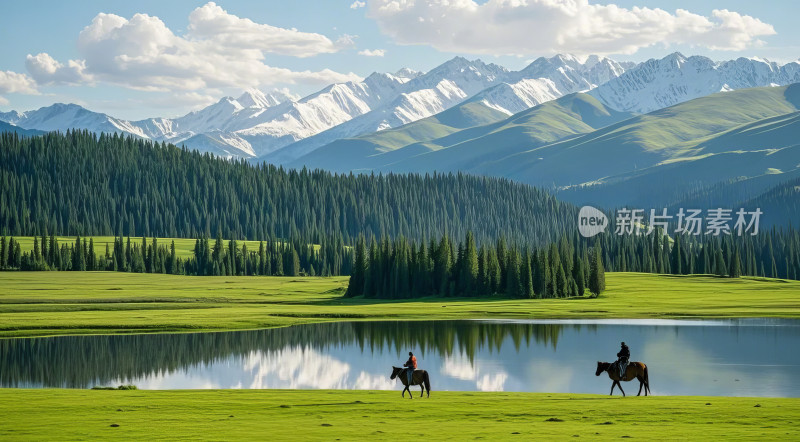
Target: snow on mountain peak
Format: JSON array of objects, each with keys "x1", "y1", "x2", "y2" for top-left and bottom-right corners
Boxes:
[
  {"x1": 394, "y1": 68, "x2": 422, "y2": 80},
  {"x1": 237, "y1": 89, "x2": 267, "y2": 108},
  {"x1": 236, "y1": 89, "x2": 296, "y2": 109},
  {"x1": 590, "y1": 52, "x2": 800, "y2": 113},
  {"x1": 5, "y1": 52, "x2": 800, "y2": 163}
]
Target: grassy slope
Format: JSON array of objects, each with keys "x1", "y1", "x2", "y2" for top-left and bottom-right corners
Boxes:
[
  {"x1": 558, "y1": 110, "x2": 800, "y2": 207},
  {"x1": 1, "y1": 272, "x2": 799, "y2": 338},
  {"x1": 359, "y1": 101, "x2": 510, "y2": 151},
  {"x1": 289, "y1": 101, "x2": 509, "y2": 172},
  {"x1": 378, "y1": 93, "x2": 634, "y2": 174},
  {"x1": 479, "y1": 84, "x2": 800, "y2": 188},
  {"x1": 1, "y1": 390, "x2": 798, "y2": 440},
  {"x1": 293, "y1": 93, "x2": 632, "y2": 174}
]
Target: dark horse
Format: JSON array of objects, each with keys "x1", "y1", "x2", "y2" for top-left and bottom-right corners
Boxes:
[
  {"x1": 595, "y1": 361, "x2": 651, "y2": 396},
  {"x1": 390, "y1": 366, "x2": 431, "y2": 398}
]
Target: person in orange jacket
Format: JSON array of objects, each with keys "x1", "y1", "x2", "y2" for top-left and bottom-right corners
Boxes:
[{"x1": 404, "y1": 352, "x2": 417, "y2": 385}]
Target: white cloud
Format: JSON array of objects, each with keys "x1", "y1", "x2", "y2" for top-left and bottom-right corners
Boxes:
[
  {"x1": 0, "y1": 96, "x2": 9, "y2": 106},
  {"x1": 143, "y1": 91, "x2": 220, "y2": 111},
  {"x1": 350, "y1": 1, "x2": 366, "y2": 9},
  {"x1": 358, "y1": 48, "x2": 386, "y2": 57},
  {"x1": 476, "y1": 373, "x2": 508, "y2": 392},
  {"x1": 22, "y1": 2, "x2": 359, "y2": 99},
  {"x1": 441, "y1": 355, "x2": 478, "y2": 380},
  {"x1": 25, "y1": 53, "x2": 92, "y2": 85},
  {"x1": 366, "y1": 0, "x2": 776, "y2": 56},
  {"x1": 187, "y1": 2, "x2": 348, "y2": 58},
  {"x1": 354, "y1": 371, "x2": 395, "y2": 390},
  {"x1": 0, "y1": 70, "x2": 38, "y2": 94},
  {"x1": 441, "y1": 353, "x2": 508, "y2": 391}
]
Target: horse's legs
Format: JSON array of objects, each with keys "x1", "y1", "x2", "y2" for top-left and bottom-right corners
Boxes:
[
  {"x1": 420, "y1": 385, "x2": 424, "y2": 398},
  {"x1": 637, "y1": 379, "x2": 643, "y2": 396},
  {"x1": 609, "y1": 381, "x2": 616, "y2": 396},
  {"x1": 402, "y1": 385, "x2": 408, "y2": 398},
  {"x1": 618, "y1": 382, "x2": 626, "y2": 397}
]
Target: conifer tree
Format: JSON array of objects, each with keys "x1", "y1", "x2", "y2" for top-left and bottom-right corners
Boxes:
[
  {"x1": 672, "y1": 235, "x2": 682, "y2": 275},
  {"x1": 574, "y1": 255, "x2": 585, "y2": 296},
  {"x1": 589, "y1": 244, "x2": 605, "y2": 297},
  {"x1": 345, "y1": 236, "x2": 367, "y2": 298},
  {"x1": 521, "y1": 249, "x2": 534, "y2": 299},
  {"x1": 463, "y1": 232, "x2": 479, "y2": 296},
  {"x1": 1, "y1": 236, "x2": 6, "y2": 268},
  {"x1": 505, "y1": 248, "x2": 521, "y2": 298},
  {"x1": 715, "y1": 250, "x2": 727, "y2": 277},
  {"x1": 729, "y1": 247, "x2": 742, "y2": 278}
]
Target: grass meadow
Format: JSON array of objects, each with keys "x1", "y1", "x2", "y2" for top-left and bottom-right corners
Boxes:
[
  {"x1": 1, "y1": 389, "x2": 797, "y2": 440},
  {"x1": 0, "y1": 271, "x2": 798, "y2": 338}
]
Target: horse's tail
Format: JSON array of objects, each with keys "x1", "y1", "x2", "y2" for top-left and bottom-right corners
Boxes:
[
  {"x1": 424, "y1": 371, "x2": 431, "y2": 394},
  {"x1": 644, "y1": 364, "x2": 651, "y2": 394}
]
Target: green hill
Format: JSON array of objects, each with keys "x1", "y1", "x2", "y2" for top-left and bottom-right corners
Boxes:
[
  {"x1": 0, "y1": 121, "x2": 44, "y2": 137},
  {"x1": 553, "y1": 97, "x2": 800, "y2": 208},
  {"x1": 289, "y1": 101, "x2": 508, "y2": 172},
  {"x1": 291, "y1": 84, "x2": 800, "y2": 222},
  {"x1": 478, "y1": 84, "x2": 800, "y2": 187},
  {"x1": 292, "y1": 93, "x2": 633, "y2": 173},
  {"x1": 739, "y1": 176, "x2": 800, "y2": 227}
]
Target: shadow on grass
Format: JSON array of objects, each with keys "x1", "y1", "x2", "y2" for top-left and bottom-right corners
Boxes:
[{"x1": 306, "y1": 293, "x2": 599, "y2": 307}]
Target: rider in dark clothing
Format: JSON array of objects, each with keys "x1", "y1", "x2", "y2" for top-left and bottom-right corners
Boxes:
[{"x1": 616, "y1": 342, "x2": 630, "y2": 379}]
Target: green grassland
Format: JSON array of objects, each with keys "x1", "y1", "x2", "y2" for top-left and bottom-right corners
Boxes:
[
  {"x1": 1, "y1": 389, "x2": 798, "y2": 440},
  {"x1": 1, "y1": 271, "x2": 798, "y2": 338}
]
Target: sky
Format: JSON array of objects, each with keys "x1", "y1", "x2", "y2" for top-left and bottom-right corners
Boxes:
[{"x1": 1, "y1": 0, "x2": 798, "y2": 120}]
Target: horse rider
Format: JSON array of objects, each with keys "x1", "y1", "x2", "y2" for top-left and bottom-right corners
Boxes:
[
  {"x1": 617, "y1": 342, "x2": 630, "y2": 379},
  {"x1": 404, "y1": 352, "x2": 417, "y2": 385}
]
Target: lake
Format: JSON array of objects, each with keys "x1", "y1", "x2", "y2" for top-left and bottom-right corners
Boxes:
[{"x1": 1, "y1": 319, "x2": 798, "y2": 397}]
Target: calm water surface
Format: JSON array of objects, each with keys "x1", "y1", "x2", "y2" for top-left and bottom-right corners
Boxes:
[{"x1": 1, "y1": 319, "x2": 798, "y2": 397}]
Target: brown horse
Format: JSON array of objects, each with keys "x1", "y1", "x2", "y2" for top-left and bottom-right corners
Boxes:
[
  {"x1": 595, "y1": 361, "x2": 651, "y2": 396},
  {"x1": 390, "y1": 366, "x2": 431, "y2": 398}
]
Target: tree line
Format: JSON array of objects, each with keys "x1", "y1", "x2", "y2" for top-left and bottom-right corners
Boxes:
[
  {"x1": 0, "y1": 234, "x2": 352, "y2": 277},
  {"x1": 185, "y1": 235, "x2": 351, "y2": 277},
  {"x1": 594, "y1": 227, "x2": 800, "y2": 280},
  {"x1": 0, "y1": 130, "x2": 576, "y2": 245},
  {"x1": 2, "y1": 131, "x2": 798, "y2": 287},
  {"x1": 345, "y1": 232, "x2": 605, "y2": 299},
  {"x1": 345, "y1": 227, "x2": 800, "y2": 299}
]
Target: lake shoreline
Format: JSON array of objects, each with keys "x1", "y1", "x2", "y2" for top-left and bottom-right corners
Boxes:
[{"x1": 2, "y1": 271, "x2": 800, "y2": 339}]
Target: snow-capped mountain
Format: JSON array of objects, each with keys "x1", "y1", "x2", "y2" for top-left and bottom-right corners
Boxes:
[
  {"x1": 263, "y1": 55, "x2": 633, "y2": 164},
  {"x1": 264, "y1": 57, "x2": 511, "y2": 164},
  {"x1": 2, "y1": 103, "x2": 148, "y2": 138},
  {"x1": 590, "y1": 52, "x2": 800, "y2": 113},
  {"x1": 132, "y1": 88, "x2": 302, "y2": 151},
  {"x1": 471, "y1": 54, "x2": 631, "y2": 115},
  {"x1": 2, "y1": 56, "x2": 623, "y2": 162},
  {"x1": 147, "y1": 73, "x2": 416, "y2": 157},
  {"x1": 3, "y1": 52, "x2": 799, "y2": 162}
]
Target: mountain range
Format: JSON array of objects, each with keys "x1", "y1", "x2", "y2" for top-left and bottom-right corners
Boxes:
[
  {"x1": 8, "y1": 52, "x2": 797, "y2": 164},
  {"x1": 2, "y1": 51, "x2": 800, "y2": 212}
]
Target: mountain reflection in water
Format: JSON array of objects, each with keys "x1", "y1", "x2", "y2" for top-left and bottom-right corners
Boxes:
[{"x1": 1, "y1": 319, "x2": 798, "y2": 397}]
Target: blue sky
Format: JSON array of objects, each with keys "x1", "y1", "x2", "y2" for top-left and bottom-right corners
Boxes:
[{"x1": 1, "y1": 0, "x2": 797, "y2": 120}]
